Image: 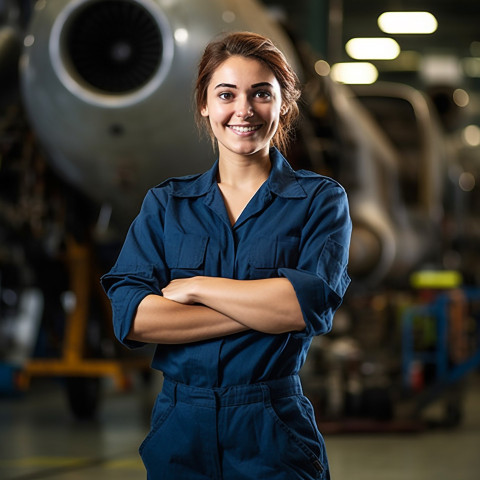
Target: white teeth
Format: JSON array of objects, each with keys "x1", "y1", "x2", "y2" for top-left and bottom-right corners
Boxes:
[{"x1": 229, "y1": 125, "x2": 260, "y2": 133}]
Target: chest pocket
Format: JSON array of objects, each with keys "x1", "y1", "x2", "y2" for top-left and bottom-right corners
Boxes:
[
  {"x1": 165, "y1": 233, "x2": 208, "y2": 279},
  {"x1": 249, "y1": 236, "x2": 300, "y2": 279}
]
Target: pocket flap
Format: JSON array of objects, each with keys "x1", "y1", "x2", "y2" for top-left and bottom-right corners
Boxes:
[
  {"x1": 249, "y1": 236, "x2": 300, "y2": 269},
  {"x1": 165, "y1": 233, "x2": 208, "y2": 269}
]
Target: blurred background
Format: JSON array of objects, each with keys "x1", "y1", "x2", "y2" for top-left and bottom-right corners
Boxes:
[{"x1": 1, "y1": 1, "x2": 479, "y2": 479}]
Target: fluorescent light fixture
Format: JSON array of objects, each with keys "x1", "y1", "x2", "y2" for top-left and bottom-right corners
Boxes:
[
  {"x1": 378, "y1": 12, "x2": 438, "y2": 34},
  {"x1": 331, "y1": 62, "x2": 378, "y2": 84},
  {"x1": 346, "y1": 37, "x2": 400, "y2": 60}
]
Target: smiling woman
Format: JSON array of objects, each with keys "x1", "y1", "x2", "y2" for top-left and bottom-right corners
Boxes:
[
  {"x1": 200, "y1": 55, "x2": 284, "y2": 163},
  {"x1": 101, "y1": 31, "x2": 352, "y2": 479},
  {"x1": 195, "y1": 32, "x2": 300, "y2": 154}
]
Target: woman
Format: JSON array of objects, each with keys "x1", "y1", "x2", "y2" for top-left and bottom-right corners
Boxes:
[{"x1": 101, "y1": 31, "x2": 351, "y2": 480}]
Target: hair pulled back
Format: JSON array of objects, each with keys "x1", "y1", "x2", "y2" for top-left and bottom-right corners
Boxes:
[{"x1": 195, "y1": 31, "x2": 301, "y2": 154}]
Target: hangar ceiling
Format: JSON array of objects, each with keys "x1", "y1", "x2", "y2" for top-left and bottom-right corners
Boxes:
[
  {"x1": 266, "y1": 0, "x2": 480, "y2": 122},
  {"x1": 340, "y1": 0, "x2": 480, "y2": 89},
  {"x1": 266, "y1": 0, "x2": 480, "y2": 88},
  {"x1": 341, "y1": 0, "x2": 480, "y2": 60},
  {"x1": 342, "y1": 0, "x2": 480, "y2": 126}
]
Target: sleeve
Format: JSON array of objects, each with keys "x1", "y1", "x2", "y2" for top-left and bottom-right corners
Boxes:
[
  {"x1": 100, "y1": 189, "x2": 169, "y2": 348},
  {"x1": 279, "y1": 182, "x2": 352, "y2": 337}
]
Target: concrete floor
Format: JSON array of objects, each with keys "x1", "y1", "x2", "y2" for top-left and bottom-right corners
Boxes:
[{"x1": 1, "y1": 372, "x2": 480, "y2": 480}]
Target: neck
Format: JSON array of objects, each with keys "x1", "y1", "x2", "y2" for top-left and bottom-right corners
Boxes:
[{"x1": 217, "y1": 147, "x2": 271, "y2": 189}]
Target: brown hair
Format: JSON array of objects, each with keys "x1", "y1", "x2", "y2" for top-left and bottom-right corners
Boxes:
[{"x1": 194, "y1": 31, "x2": 301, "y2": 153}]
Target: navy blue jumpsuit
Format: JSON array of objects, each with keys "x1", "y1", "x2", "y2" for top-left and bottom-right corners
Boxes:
[{"x1": 101, "y1": 147, "x2": 352, "y2": 479}]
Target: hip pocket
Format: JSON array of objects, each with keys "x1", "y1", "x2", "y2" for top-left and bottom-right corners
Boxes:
[
  {"x1": 264, "y1": 394, "x2": 327, "y2": 479},
  {"x1": 139, "y1": 392, "x2": 174, "y2": 457}
]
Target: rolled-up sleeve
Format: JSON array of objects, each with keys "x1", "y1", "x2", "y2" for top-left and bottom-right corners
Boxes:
[
  {"x1": 279, "y1": 183, "x2": 352, "y2": 337},
  {"x1": 100, "y1": 189, "x2": 169, "y2": 348}
]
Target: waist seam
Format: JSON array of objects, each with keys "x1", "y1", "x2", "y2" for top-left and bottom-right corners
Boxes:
[{"x1": 162, "y1": 375, "x2": 302, "y2": 407}]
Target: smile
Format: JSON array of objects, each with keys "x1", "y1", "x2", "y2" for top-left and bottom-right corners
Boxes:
[{"x1": 228, "y1": 125, "x2": 262, "y2": 133}]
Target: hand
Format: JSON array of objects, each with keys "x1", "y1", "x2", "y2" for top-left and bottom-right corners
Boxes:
[{"x1": 161, "y1": 277, "x2": 202, "y2": 304}]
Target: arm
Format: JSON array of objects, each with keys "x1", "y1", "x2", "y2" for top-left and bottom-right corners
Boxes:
[
  {"x1": 161, "y1": 276, "x2": 305, "y2": 334},
  {"x1": 278, "y1": 183, "x2": 352, "y2": 337},
  {"x1": 128, "y1": 293, "x2": 249, "y2": 344}
]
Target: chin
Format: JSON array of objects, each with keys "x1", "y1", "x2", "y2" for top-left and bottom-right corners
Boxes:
[{"x1": 231, "y1": 141, "x2": 271, "y2": 156}]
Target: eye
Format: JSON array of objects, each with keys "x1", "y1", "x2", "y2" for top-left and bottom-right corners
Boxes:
[
  {"x1": 254, "y1": 90, "x2": 272, "y2": 100},
  {"x1": 218, "y1": 92, "x2": 233, "y2": 100}
]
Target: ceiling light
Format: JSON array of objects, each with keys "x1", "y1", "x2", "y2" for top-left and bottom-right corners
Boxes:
[
  {"x1": 346, "y1": 37, "x2": 400, "y2": 60},
  {"x1": 331, "y1": 62, "x2": 378, "y2": 84},
  {"x1": 378, "y1": 12, "x2": 438, "y2": 34}
]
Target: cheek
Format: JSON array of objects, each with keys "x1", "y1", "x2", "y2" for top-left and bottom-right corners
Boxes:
[
  {"x1": 263, "y1": 104, "x2": 282, "y2": 123},
  {"x1": 268, "y1": 111, "x2": 281, "y2": 131},
  {"x1": 209, "y1": 105, "x2": 232, "y2": 125}
]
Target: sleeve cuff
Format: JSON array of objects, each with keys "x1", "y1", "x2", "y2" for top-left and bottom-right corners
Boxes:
[
  {"x1": 110, "y1": 287, "x2": 152, "y2": 349},
  {"x1": 279, "y1": 267, "x2": 348, "y2": 337}
]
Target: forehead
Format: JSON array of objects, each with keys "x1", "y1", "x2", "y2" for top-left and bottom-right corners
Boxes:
[{"x1": 209, "y1": 55, "x2": 279, "y2": 88}]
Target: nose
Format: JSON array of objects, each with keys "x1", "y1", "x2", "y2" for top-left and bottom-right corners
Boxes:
[{"x1": 235, "y1": 98, "x2": 254, "y2": 119}]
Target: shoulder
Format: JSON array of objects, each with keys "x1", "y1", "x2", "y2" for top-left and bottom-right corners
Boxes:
[
  {"x1": 154, "y1": 173, "x2": 204, "y2": 193},
  {"x1": 133, "y1": 174, "x2": 203, "y2": 217},
  {"x1": 294, "y1": 169, "x2": 347, "y2": 198},
  {"x1": 144, "y1": 172, "x2": 206, "y2": 202}
]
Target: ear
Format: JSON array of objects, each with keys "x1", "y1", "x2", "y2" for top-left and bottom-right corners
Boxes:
[
  {"x1": 201, "y1": 105, "x2": 209, "y2": 117},
  {"x1": 280, "y1": 104, "x2": 289, "y2": 116}
]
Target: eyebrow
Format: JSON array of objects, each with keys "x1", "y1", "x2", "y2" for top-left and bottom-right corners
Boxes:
[{"x1": 214, "y1": 82, "x2": 274, "y2": 90}]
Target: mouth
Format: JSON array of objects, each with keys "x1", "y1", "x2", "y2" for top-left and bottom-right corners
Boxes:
[{"x1": 227, "y1": 124, "x2": 262, "y2": 134}]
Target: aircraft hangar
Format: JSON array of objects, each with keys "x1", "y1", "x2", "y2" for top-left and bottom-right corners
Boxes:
[{"x1": 1, "y1": 0, "x2": 480, "y2": 479}]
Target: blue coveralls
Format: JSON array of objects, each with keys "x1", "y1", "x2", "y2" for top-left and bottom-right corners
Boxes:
[{"x1": 101, "y1": 147, "x2": 352, "y2": 479}]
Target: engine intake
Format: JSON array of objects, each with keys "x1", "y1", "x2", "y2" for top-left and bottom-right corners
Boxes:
[{"x1": 65, "y1": 0, "x2": 162, "y2": 93}]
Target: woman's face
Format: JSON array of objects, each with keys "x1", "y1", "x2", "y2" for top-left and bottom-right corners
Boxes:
[{"x1": 201, "y1": 55, "x2": 286, "y2": 159}]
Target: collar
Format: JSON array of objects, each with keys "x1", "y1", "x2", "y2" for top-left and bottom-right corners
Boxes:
[{"x1": 170, "y1": 147, "x2": 307, "y2": 199}]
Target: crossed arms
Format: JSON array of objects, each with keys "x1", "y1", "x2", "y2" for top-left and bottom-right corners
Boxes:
[{"x1": 127, "y1": 276, "x2": 305, "y2": 344}]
